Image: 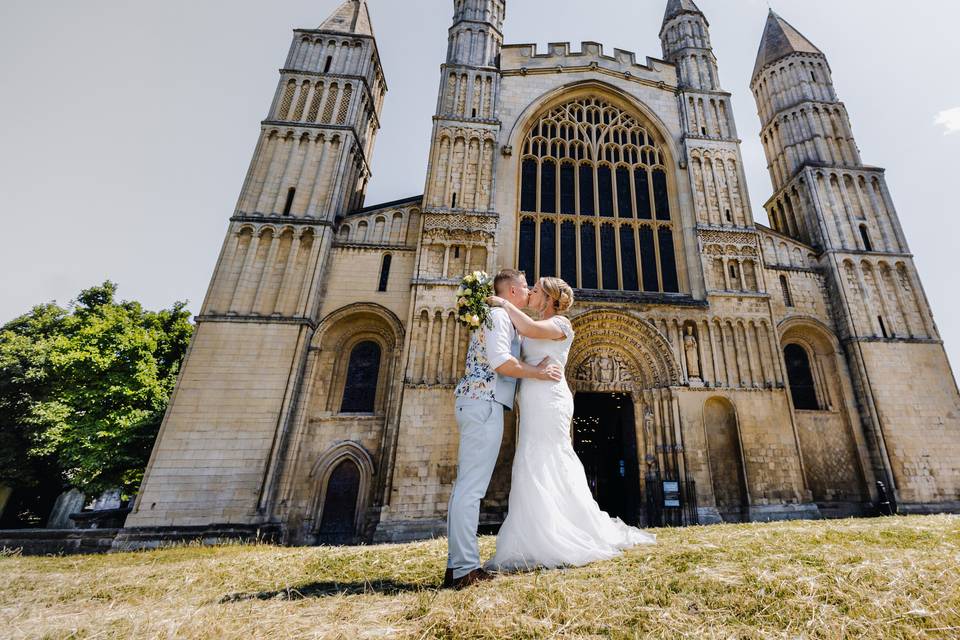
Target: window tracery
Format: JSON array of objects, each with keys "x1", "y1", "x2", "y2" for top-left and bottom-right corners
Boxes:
[{"x1": 517, "y1": 97, "x2": 679, "y2": 293}]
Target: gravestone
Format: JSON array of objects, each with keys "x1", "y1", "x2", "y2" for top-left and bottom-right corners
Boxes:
[
  {"x1": 0, "y1": 484, "x2": 11, "y2": 521},
  {"x1": 92, "y1": 489, "x2": 122, "y2": 511},
  {"x1": 47, "y1": 489, "x2": 85, "y2": 529}
]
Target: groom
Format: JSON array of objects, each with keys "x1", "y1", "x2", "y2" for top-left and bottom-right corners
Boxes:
[{"x1": 444, "y1": 269, "x2": 564, "y2": 590}]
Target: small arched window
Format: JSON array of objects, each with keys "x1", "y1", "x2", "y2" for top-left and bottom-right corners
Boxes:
[
  {"x1": 282, "y1": 187, "x2": 296, "y2": 216},
  {"x1": 878, "y1": 316, "x2": 890, "y2": 339},
  {"x1": 378, "y1": 254, "x2": 392, "y2": 292},
  {"x1": 859, "y1": 225, "x2": 873, "y2": 252},
  {"x1": 340, "y1": 341, "x2": 381, "y2": 413},
  {"x1": 780, "y1": 275, "x2": 794, "y2": 307},
  {"x1": 324, "y1": 55, "x2": 333, "y2": 73},
  {"x1": 784, "y1": 344, "x2": 819, "y2": 410}
]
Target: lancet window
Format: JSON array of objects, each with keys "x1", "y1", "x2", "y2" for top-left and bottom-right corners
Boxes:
[
  {"x1": 340, "y1": 341, "x2": 381, "y2": 413},
  {"x1": 517, "y1": 97, "x2": 679, "y2": 293}
]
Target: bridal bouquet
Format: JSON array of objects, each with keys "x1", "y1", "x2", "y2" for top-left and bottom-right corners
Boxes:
[{"x1": 455, "y1": 271, "x2": 494, "y2": 330}]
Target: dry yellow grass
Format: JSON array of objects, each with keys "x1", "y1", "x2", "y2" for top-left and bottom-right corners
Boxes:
[{"x1": 1, "y1": 515, "x2": 959, "y2": 639}]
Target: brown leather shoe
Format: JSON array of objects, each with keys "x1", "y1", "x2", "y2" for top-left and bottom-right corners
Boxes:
[
  {"x1": 453, "y1": 568, "x2": 494, "y2": 590},
  {"x1": 442, "y1": 568, "x2": 455, "y2": 589}
]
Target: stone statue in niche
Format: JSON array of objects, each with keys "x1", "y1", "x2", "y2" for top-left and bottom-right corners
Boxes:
[
  {"x1": 683, "y1": 325, "x2": 704, "y2": 387},
  {"x1": 643, "y1": 408, "x2": 659, "y2": 476}
]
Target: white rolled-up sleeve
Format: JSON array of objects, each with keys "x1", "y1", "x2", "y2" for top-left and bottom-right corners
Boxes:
[{"x1": 484, "y1": 308, "x2": 514, "y2": 371}]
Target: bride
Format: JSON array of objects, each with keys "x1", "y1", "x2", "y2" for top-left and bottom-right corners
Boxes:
[{"x1": 485, "y1": 277, "x2": 656, "y2": 571}]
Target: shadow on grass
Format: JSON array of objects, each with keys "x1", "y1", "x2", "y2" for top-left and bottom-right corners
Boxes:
[{"x1": 219, "y1": 579, "x2": 429, "y2": 603}]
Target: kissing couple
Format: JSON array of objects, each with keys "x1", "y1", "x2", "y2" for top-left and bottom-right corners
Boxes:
[{"x1": 444, "y1": 269, "x2": 656, "y2": 590}]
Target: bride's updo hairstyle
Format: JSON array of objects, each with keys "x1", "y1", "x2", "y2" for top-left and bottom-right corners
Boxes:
[{"x1": 540, "y1": 277, "x2": 574, "y2": 314}]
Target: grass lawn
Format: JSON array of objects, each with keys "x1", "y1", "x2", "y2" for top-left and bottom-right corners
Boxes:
[{"x1": 1, "y1": 514, "x2": 959, "y2": 639}]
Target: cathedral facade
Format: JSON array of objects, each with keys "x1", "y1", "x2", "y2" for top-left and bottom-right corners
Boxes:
[{"x1": 116, "y1": 0, "x2": 960, "y2": 548}]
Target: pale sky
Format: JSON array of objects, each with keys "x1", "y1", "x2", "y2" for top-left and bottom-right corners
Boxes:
[{"x1": 1, "y1": 0, "x2": 958, "y2": 373}]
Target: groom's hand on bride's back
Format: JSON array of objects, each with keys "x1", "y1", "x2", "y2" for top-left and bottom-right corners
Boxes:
[
  {"x1": 493, "y1": 356, "x2": 562, "y2": 381},
  {"x1": 536, "y1": 357, "x2": 564, "y2": 381}
]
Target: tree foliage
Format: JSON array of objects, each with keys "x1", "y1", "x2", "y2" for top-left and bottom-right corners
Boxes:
[{"x1": 0, "y1": 282, "x2": 193, "y2": 516}]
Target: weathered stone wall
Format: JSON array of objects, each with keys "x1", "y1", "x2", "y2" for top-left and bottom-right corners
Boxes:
[
  {"x1": 127, "y1": 321, "x2": 303, "y2": 527},
  {"x1": 858, "y1": 342, "x2": 960, "y2": 505},
  {"x1": 677, "y1": 389, "x2": 812, "y2": 519}
]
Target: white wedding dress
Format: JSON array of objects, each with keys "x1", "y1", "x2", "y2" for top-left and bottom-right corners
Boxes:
[{"x1": 487, "y1": 316, "x2": 656, "y2": 571}]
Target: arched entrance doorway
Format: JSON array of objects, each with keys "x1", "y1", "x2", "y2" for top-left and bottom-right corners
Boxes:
[
  {"x1": 567, "y1": 311, "x2": 685, "y2": 526},
  {"x1": 318, "y1": 460, "x2": 361, "y2": 544},
  {"x1": 573, "y1": 392, "x2": 640, "y2": 524},
  {"x1": 309, "y1": 442, "x2": 376, "y2": 546}
]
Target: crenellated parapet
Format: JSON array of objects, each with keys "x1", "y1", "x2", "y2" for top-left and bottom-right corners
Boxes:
[{"x1": 501, "y1": 42, "x2": 676, "y2": 87}]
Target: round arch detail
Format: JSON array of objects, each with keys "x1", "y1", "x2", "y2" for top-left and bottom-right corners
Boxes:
[{"x1": 567, "y1": 310, "x2": 682, "y2": 391}]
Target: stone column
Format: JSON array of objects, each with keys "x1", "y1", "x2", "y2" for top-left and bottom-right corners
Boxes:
[
  {"x1": 229, "y1": 230, "x2": 262, "y2": 313},
  {"x1": 251, "y1": 233, "x2": 282, "y2": 315},
  {"x1": 275, "y1": 233, "x2": 304, "y2": 316}
]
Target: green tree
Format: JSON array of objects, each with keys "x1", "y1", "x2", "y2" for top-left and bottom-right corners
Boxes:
[{"x1": 0, "y1": 282, "x2": 193, "y2": 523}]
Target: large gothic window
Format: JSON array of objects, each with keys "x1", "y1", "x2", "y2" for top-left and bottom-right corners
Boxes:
[
  {"x1": 517, "y1": 97, "x2": 680, "y2": 293},
  {"x1": 340, "y1": 341, "x2": 382, "y2": 413}
]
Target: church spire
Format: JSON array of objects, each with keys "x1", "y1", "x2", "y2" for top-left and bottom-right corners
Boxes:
[
  {"x1": 752, "y1": 10, "x2": 823, "y2": 81},
  {"x1": 659, "y1": 0, "x2": 718, "y2": 91},
  {"x1": 319, "y1": 0, "x2": 374, "y2": 37},
  {"x1": 662, "y1": 0, "x2": 705, "y2": 25}
]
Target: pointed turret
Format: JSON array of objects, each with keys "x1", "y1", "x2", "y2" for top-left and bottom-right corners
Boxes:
[
  {"x1": 750, "y1": 10, "x2": 858, "y2": 200},
  {"x1": 319, "y1": 0, "x2": 374, "y2": 37},
  {"x1": 447, "y1": 0, "x2": 505, "y2": 68},
  {"x1": 662, "y1": 0, "x2": 705, "y2": 25},
  {"x1": 659, "y1": 0, "x2": 718, "y2": 91},
  {"x1": 752, "y1": 11, "x2": 822, "y2": 80}
]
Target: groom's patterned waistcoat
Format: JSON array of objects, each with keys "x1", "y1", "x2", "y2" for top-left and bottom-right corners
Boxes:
[{"x1": 454, "y1": 307, "x2": 521, "y2": 409}]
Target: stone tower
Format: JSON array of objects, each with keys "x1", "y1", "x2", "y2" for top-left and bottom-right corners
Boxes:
[
  {"x1": 373, "y1": 0, "x2": 506, "y2": 540},
  {"x1": 121, "y1": 0, "x2": 386, "y2": 538},
  {"x1": 660, "y1": 0, "x2": 762, "y2": 296},
  {"x1": 751, "y1": 11, "x2": 960, "y2": 510}
]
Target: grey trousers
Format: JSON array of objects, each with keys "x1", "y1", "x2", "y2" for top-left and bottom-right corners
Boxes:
[{"x1": 446, "y1": 398, "x2": 505, "y2": 579}]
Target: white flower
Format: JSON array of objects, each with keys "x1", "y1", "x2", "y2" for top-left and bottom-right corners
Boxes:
[
  {"x1": 473, "y1": 271, "x2": 483, "y2": 279},
  {"x1": 455, "y1": 287, "x2": 464, "y2": 296},
  {"x1": 464, "y1": 288, "x2": 472, "y2": 296},
  {"x1": 471, "y1": 314, "x2": 480, "y2": 324}
]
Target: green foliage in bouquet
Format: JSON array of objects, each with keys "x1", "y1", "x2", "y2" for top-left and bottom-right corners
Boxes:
[{"x1": 455, "y1": 271, "x2": 494, "y2": 330}]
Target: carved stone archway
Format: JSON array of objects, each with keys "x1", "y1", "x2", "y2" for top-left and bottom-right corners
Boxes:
[{"x1": 567, "y1": 309, "x2": 682, "y2": 393}]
